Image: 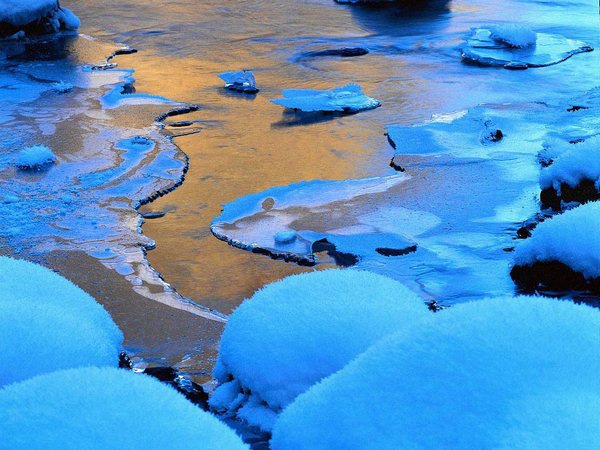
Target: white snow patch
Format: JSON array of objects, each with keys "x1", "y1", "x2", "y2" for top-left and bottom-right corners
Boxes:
[
  {"x1": 270, "y1": 83, "x2": 380, "y2": 113},
  {"x1": 0, "y1": 367, "x2": 248, "y2": 449},
  {"x1": 513, "y1": 201, "x2": 600, "y2": 279},
  {"x1": 272, "y1": 296, "x2": 600, "y2": 449},
  {"x1": 15, "y1": 144, "x2": 56, "y2": 170},
  {"x1": 490, "y1": 24, "x2": 537, "y2": 48},
  {"x1": 210, "y1": 269, "x2": 430, "y2": 429},
  {"x1": 539, "y1": 136, "x2": 600, "y2": 193}
]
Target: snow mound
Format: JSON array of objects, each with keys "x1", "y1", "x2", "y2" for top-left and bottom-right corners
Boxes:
[
  {"x1": 272, "y1": 296, "x2": 600, "y2": 449},
  {"x1": 512, "y1": 202, "x2": 600, "y2": 280},
  {"x1": 490, "y1": 24, "x2": 537, "y2": 48},
  {"x1": 0, "y1": 257, "x2": 123, "y2": 346},
  {"x1": 219, "y1": 70, "x2": 259, "y2": 94},
  {"x1": 497, "y1": 390, "x2": 600, "y2": 450},
  {"x1": 0, "y1": 0, "x2": 57, "y2": 27},
  {"x1": 52, "y1": 80, "x2": 74, "y2": 93},
  {"x1": 0, "y1": 257, "x2": 123, "y2": 386},
  {"x1": 270, "y1": 83, "x2": 381, "y2": 113},
  {"x1": 539, "y1": 136, "x2": 600, "y2": 193},
  {"x1": 0, "y1": 1, "x2": 80, "y2": 36},
  {"x1": 15, "y1": 144, "x2": 56, "y2": 170},
  {"x1": 0, "y1": 367, "x2": 248, "y2": 449},
  {"x1": 210, "y1": 270, "x2": 429, "y2": 430},
  {"x1": 0, "y1": 300, "x2": 120, "y2": 386}
]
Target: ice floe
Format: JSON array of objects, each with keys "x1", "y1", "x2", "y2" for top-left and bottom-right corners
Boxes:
[
  {"x1": 511, "y1": 201, "x2": 600, "y2": 293},
  {"x1": 0, "y1": 367, "x2": 248, "y2": 448},
  {"x1": 219, "y1": 70, "x2": 259, "y2": 94},
  {"x1": 210, "y1": 270, "x2": 430, "y2": 431},
  {"x1": 461, "y1": 27, "x2": 593, "y2": 69},
  {"x1": 272, "y1": 296, "x2": 600, "y2": 449},
  {"x1": 271, "y1": 83, "x2": 380, "y2": 113},
  {"x1": 211, "y1": 174, "x2": 430, "y2": 266}
]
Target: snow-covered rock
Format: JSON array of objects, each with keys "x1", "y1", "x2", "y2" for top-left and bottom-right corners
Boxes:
[
  {"x1": 52, "y1": 80, "x2": 74, "y2": 93},
  {"x1": 461, "y1": 27, "x2": 593, "y2": 69},
  {"x1": 0, "y1": 257, "x2": 122, "y2": 346},
  {"x1": 539, "y1": 136, "x2": 600, "y2": 210},
  {"x1": 511, "y1": 202, "x2": 600, "y2": 292},
  {"x1": 0, "y1": 367, "x2": 248, "y2": 449},
  {"x1": 15, "y1": 144, "x2": 56, "y2": 170},
  {"x1": 270, "y1": 83, "x2": 380, "y2": 113},
  {"x1": 210, "y1": 269, "x2": 429, "y2": 431},
  {"x1": 219, "y1": 70, "x2": 259, "y2": 94},
  {"x1": 0, "y1": 257, "x2": 123, "y2": 386},
  {"x1": 489, "y1": 24, "x2": 537, "y2": 48},
  {"x1": 272, "y1": 296, "x2": 600, "y2": 449},
  {"x1": 0, "y1": 1, "x2": 80, "y2": 37}
]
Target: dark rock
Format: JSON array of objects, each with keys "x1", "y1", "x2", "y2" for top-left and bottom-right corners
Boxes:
[
  {"x1": 304, "y1": 47, "x2": 369, "y2": 58},
  {"x1": 511, "y1": 260, "x2": 600, "y2": 294},
  {"x1": 312, "y1": 239, "x2": 359, "y2": 267},
  {"x1": 141, "y1": 211, "x2": 166, "y2": 219},
  {"x1": 376, "y1": 245, "x2": 417, "y2": 257},
  {"x1": 155, "y1": 105, "x2": 200, "y2": 123},
  {"x1": 540, "y1": 179, "x2": 600, "y2": 211}
]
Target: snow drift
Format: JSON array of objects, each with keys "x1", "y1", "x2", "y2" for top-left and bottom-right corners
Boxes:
[
  {"x1": 210, "y1": 269, "x2": 430, "y2": 431},
  {"x1": 272, "y1": 296, "x2": 600, "y2": 449},
  {"x1": 15, "y1": 145, "x2": 56, "y2": 170},
  {"x1": 0, "y1": 367, "x2": 248, "y2": 449},
  {"x1": 0, "y1": 257, "x2": 122, "y2": 386}
]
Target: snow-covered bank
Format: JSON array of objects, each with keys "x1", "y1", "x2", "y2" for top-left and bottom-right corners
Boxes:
[
  {"x1": 0, "y1": 367, "x2": 248, "y2": 448},
  {"x1": 210, "y1": 270, "x2": 430, "y2": 431},
  {"x1": 539, "y1": 136, "x2": 600, "y2": 210},
  {"x1": 0, "y1": 1, "x2": 79, "y2": 38},
  {"x1": 272, "y1": 297, "x2": 600, "y2": 449},
  {"x1": 511, "y1": 202, "x2": 600, "y2": 292}
]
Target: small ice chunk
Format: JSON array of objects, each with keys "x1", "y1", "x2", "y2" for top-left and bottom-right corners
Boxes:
[
  {"x1": 15, "y1": 145, "x2": 57, "y2": 170},
  {"x1": 219, "y1": 70, "x2": 259, "y2": 94},
  {"x1": 0, "y1": 367, "x2": 248, "y2": 449},
  {"x1": 52, "y1": 80, "x2": 74, "y2": 93},
  {"x1": 274, "y1": 230, "x2": 297, "y2": 245},
  {"x1": 272, "y1": 296, "x2": 600, "y2": 449},
  {"x1": 490, "y1": 24, "x2": 537, "y2": 48},
  {"x1": 270, "y1": 83, "x2": 381, "y2": 113}
]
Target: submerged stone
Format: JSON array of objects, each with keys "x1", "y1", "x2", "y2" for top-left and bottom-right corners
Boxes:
[{"x1": 461, "y1": 28, "x2": 593, "y2": 69}]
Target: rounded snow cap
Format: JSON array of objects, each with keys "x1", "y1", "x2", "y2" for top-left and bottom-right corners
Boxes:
[
  {"x1": 0, "y1": 367, "x2": 248, "y2": 449},
  {"x1": 272, "y1": 296, "x2": 600, "y2": 449}
]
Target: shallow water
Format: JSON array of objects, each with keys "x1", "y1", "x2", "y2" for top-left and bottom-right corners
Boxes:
[
  {"x1": 1, "y1": 1, "x2": 598, "y2": 376},
  {"x1": 72, "y1": 0, "x2": 600, "y2": 309}
]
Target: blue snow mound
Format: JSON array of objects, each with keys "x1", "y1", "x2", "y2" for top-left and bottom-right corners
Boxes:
[
  {"x1": 0, "y1": 257, "x2": 123, "y2": 386},
  {"x1": 272, "y1": 296, "x2": 600, "y2": 449},
  {"x1": 0, "y1": 367, "x2": 248, "y2": 449},
  {"x1": 210, "y1": 269, "x2": 430, "y2": 431},
  {"x1": 271, "y1": 83, "x2": 381, "y2": 113}
]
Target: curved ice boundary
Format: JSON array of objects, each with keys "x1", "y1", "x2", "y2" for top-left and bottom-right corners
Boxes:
[
  {"x1": 461, "y1": 27, "x2": 593, "y2": 69},
  {"x1": 0, "y1": 35, "x2": 225, "y2": 323},
  {"x1": 211, "y1": 174, "x2": 434, "y2": 266},
  {"x1": 270, "y1": 83, "x2": 381, "y2": 113}
]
